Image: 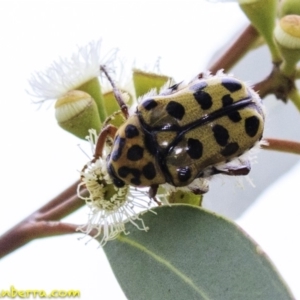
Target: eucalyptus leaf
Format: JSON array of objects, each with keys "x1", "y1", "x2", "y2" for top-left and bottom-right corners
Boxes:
[{"x1": 102, "y1": 205, "x2": 293, "y2": 300}]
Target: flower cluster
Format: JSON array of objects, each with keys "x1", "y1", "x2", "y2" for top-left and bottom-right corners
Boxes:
[{"x1": 77, "y1": 129, "x2": 153, "y2": 246}]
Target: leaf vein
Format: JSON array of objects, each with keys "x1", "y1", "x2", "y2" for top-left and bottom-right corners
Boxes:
[{"x1": 118, "y1": 235, "x2": 211, "y2": 300}]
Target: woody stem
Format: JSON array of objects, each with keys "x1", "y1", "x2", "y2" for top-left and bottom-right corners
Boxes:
[
  {"x1": 208, "y1": 24, "x2": 259, "y2": 73},
  {"x1": 0, "y1": 180, "x2": 85, "y2": 259},
  {"x1": 262, "y1": 138, "x2": 300, "y2": 155}
]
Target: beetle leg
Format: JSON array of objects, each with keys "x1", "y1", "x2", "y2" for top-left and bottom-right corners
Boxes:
[
  {"x1": 190, "y1": 187, "x2": 209, "y2": 195},
  {"x1": 81, "y1": 126, "x2": 117, "y2": 176},
  {"x1": 149, "y1": 185, "x2": 162, "y2": 205},
  {"x1": 100, "y1": 65, "x2": 129, "y2": 119},
  {"x1": 200, "y1": 159, "x2": 251, "y2": 178},
  {"x1": 212, "y1": 159, "x2": 251, "y2": 176},
  {"x1": 94, "y1": 125, "x2": 118, "y2": 159}
]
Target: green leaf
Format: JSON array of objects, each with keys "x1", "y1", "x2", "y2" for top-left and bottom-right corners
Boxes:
[{"x1": 103, "y1": 205, "x2": 293, "y2": 300}]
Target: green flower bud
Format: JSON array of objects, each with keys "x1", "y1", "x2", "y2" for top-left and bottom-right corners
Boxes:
[
  {"x1": 239, "y1": 0, "x2": 282, "y2": 63},
  {"x1": 102, "y1": 90, "x2": 133, "y2": 127},
  {"x1": 274, "y1": 15, "x2": 300, "y2": 77},
  {"x1": 133, "y1": 69, "x2": 172, "y2": 98},
  {"x1": 77, "y1": 77, "x2": 107, "y2": 123},
  {"x1": 103, "y1": 90, "x2": 133, "y2": 115},
  {"x1": 279, "y1": 0, "x2": 300, "y2": 18},
  {"x1": 102, "y1": 90, "x2": 120, "y2": 115},
  {"x1": 55, "y1": 90, "x2": 101, "y2": 139}
]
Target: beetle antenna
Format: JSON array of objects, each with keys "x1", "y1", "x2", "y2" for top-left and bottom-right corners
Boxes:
[{"x1": 100, "y1": 64, "x2": 129, "y2": 119}]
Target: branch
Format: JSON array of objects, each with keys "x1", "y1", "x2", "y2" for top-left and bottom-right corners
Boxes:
[
  {"x1": 0, "y1": 221, "x2": 79, "y2": 259},
  {"x1": 37, "y1": 191, "x2": 86, "y2": 221},
  {"x1": 253, "y1": 64, "x2": 295, "y2": 99},
  {"x1": 38, "y1": 180, "x2": 80, "y2": 213},
  {"x1": 208, "y1": 24, "x2": 259, "y2": 73},
  {"x1": 262, "y1": 138, "x2": 300, "y2": 155},
  {"x1": 0, "y1": 180, "x2": 85, "y2": 259}
]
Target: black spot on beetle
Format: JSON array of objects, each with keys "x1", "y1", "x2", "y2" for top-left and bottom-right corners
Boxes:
[
  {"x1": 125, "y1": 124, "x2": 139, "y2": 138},
  {"x1": 222, "y1": 78, "x2": 242, "y2": 92},
  {"x1": 177, "y1": 166, "x2": 191, "y2": 182},
  {"x1": 245, "y1": 116, "x2": 260, "y2": 137},
  {"x1": 127, "y1": 145, "x2": 144, "y2": 161},
  {"x1": 130, "y1": 168, "x2": 142, "y2": 178},
  {"x1": 113, "y1": 177, "x2": 125, "y2": 187},
  {"x1": 131, "y1": 177, "x2": 141, "y2": 185},
  {"x1": 142, "y1": 99, "x2": 158, "y2": 110},
  {"x1": 107, "y1": 164, "x2": 125, "y2": 187},
  {"x1": 166, "y1": 101, "x2": 185, "y2": 120},
  {"x1": 118, "y1": 166, "x2": 131, "y2": 178},
  {"x1": 187, "y1": 138, "x2": 203, "y2": 159},
  {"x1": 228, "y1": 111, "x2": 242, "y2": 122},
  {"x1": 112, "y1": 136, "x2": 126, "y2": 161},
  {"x1": 212, "y1": 124, "x2": 229, "y2": 146},
  {"x1": 118, "y1": 166, "x2": 142, "y2": 185},
  {"x1": 142, "y1": 162, "x2": 157, "y2": 180},
  {"x1": 221, "y1": 142, "x2": 239, "y2": 157},
  {"x1": 144, "y1": 135, "x2": 157, "y2": 155},
  {"x1": 193, "y1": 90, "x2": 212, "y2": 110},
  {"x1": 222, "y1": 94, "x2": 234, "y2": 107},
  {"x1": 129, "y1": 168, "x2": 141, "y2": 186}
]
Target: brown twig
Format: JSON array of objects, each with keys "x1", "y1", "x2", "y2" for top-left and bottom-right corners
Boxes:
[
  {"x1": 0, "y1": 180, "x2": 85, "y2": 259},
  {"x1": 38, "y1": 180, "x2": 80, "y2": 213},
  {"x1": 253, "y1": 64, "x2": 295, "y2": 101},
  {"x1": 37, "y1": 191, "x2": 86, "y2": 221},
  {"x1": 262, "y1": 138, "x2": 300, "y2": 155},
  {"x1": 0, "y1": 222, "x2": 79, "y2": 259},
  {"x1": 209, "y1": 24, "x2": 259, "y2": 74}
]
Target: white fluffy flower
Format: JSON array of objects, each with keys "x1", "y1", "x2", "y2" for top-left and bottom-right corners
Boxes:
[
  {"x1": 77, "y1": 129, "x2": 153, "y2": 246},
  {"x1": 28, "y1": 40, "x2": 117, "y2": 103}
]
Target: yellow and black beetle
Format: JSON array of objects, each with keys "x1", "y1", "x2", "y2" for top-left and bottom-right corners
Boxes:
[{"x1": 95, "y1": 68, "x2": 264, "y2": 197}]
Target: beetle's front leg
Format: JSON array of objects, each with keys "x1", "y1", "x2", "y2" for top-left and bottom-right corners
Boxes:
[
  {"x1": 94, "y1": 125, "x2": 118, "y2": 159},
  {"x1": 81, "y1": 125, "x2": 117, "y2": 175}
]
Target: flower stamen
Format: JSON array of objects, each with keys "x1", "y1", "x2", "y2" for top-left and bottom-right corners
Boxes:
[{"x1": 77, "y1": 129, "x2": 153, "y2": 246}]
